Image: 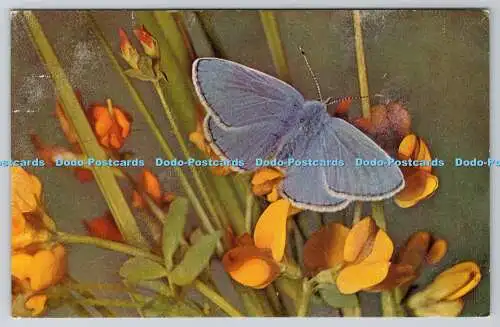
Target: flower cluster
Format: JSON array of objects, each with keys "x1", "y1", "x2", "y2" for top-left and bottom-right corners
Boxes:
[{"x1": 11, "y1": 167, "x2": 66, "y2": 316}]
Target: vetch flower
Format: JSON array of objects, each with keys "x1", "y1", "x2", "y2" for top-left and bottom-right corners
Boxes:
[
  {"x1": 119, "y1": 28, "x2": 140, "y2": 69},
  {"x1": 251, "y1": 168, "x2": 283, "y2": 202},
  {"x1": 83, "y1": 212, "x2": 124, "y2": 242},
  {"x1": 406, "y1": 261, "x2": 481, "y2": 316},
  {"x1": 134, "y1": 25, "x2": 159, "y2": 58},
  {"x1": 395, "y1": 134, "x2": 439, "y2": 208},
  {"x1": 131, "y1": 169, "x2": 175, "y2": 210},
  {"x1": 304, "y1": 217, "x2": 410, "y2": 294},
  {"x1": 222, "y1": 199, "x2": 290, "y2": 288},
  {"x1": 11, "y1": 167, "x2": 51, "y2": 250},
  {"x1": 12, "y1": 243, "x2": 67, "y2": 292},
  {"x1": 88, "y1": 99, "x2": 132, "y2": 150}
]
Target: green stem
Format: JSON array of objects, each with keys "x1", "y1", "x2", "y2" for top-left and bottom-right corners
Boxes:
[
  {"x1": 296, "y1": 278, "x2": 313, "y2": 317},
  {"x1": 265, "y1": 283, "x2": 285, "y2": 316},
  {"x1": 371, "y1": 201, "x2": 386, "y2": 230},
  {"x1": 353, "y1": 10, "x2": 371, "y2": 120},
  {"x1": 23, "y1": 10, "x2": 147, "y2": 248},
  {"x1": 244, "y1": 193, "x2": 254, "y2": 233},
  {"x1": 77, "y1": 298, "x2": 145, "y2": 309},
  {"x1": 193, "y1": 280, "x2": 243, "y2": 317},
  {"x1": 56, "y1": 231, "x2": 163, "y2": 263},
  {"x1": 259, "y1": 10, "x2": 291, "y2": 83},
  {"x1": 353, "y1": 201, "x2": 363, "y2": 224}
]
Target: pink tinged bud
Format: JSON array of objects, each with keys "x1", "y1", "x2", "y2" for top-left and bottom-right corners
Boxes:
[
  {"x1": 119, "y1": 28, "x2": 140, "y2": 69},
  {"x1": 133, "y1": 25, "x2": 159, "y2": 58}
]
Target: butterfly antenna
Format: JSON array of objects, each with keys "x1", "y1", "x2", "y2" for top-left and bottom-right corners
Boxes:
[{"x1": 299, "y1": 47, "x2": 323, "y2": 102}]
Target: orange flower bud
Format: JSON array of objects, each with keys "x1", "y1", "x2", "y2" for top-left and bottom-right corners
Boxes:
[
  {"x1": 134, "y1": 25, "x2": 159, "y2": 58},
  {"x1": 119, "y1": 28, "x2": 140, "y2": 69}
]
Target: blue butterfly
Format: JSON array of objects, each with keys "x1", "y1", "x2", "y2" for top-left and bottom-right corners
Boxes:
[{"x1": 192, "y1": 58, "x2": 404, "y2": 212}]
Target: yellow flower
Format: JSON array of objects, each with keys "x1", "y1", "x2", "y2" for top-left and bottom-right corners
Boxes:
[
  {"x1": 304, "y1": 217, "x2": 410, "y2": 294},
  {"x1": 395, "y1": 134, "x2": 439, "y2": 208},
  {"x1": 12, "y1": 244, "x2": 67, "y2": 292},
  {"x1": 251, "y1": 168, "x2": 302, "y2": 216},
  {"x1": 11, "y1": 167, "x2": 50, "y2": 250},
  {"x1": 222, "y1": 199, "x2": 290, "y2": 288},
  {"x1": 11, "y1": 168, "x2": 66, "y2": 316},
  {"x1": 407, "y1": 261, "x2": 481, "y2": 317}
]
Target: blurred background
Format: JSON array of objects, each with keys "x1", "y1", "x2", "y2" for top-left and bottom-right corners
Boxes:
[{"x1": 11, "y1": 10, "x2": 489, "y2": 316}]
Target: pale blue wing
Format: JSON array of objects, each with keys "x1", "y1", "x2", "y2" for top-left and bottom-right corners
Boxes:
[
  {"x1": 321, "y1": 118, "x2": 405, "y2": 200},
  {"x1": 204, "y1": 115, "x2": 281, "y2": 171},
  {"x1": 279, "y1": 132, "x2": 351, "y2": 212},
  {"x1": 193, "y1": 58, "x2": 304, "y2": 128}
]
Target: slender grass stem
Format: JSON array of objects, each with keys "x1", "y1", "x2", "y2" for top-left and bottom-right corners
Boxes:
[
  {"x1": 244, "y1": 193, "x2": 255, "y2": 233},
  {"x1": 296, "y1": 278, "x2": 312, "y2": 317},
  {"x1": 259, "y1": 11, "x2": 291, "y2": 83},
  {"x1": 353, "y1": 201, "x2": 363, "y2": 224},
  {"x1": 193, "y1": 280, "x2": 243, "y2": 317},
  {"x1": 353, "y1": 10, "x2": 371, "y2": 120},
  {"x1": 56, "y1": 231, "x2": 162, "y2": 263}
]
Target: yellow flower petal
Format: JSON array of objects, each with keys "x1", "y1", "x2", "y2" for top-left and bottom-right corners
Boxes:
[
  {"x1": 416, "y1": 138, "x2": 432, "y2": 172},
  {"x1": 436, "y1": 261, "x2": 481, "y2": 301},
  {"x1": 11, "y1": 167, "x2": 42, "y2": 213},
  {"x1": 361, "y1": 229, "x2": 394, "y2": 263},
  {"x1": 412, "y1": 299, "x2": 464, "y2": 317},
  {"x1": 426, "y1": 239, "x2": 448, "y2": 265},
  {"x1": 222, "y1": 246, "x2": 280, "y2": 289},
  {"x1": 254, "y1": 199, "x2": 290, "y2": 261},
  {"x1": 251, "y1": 168, "x2": 283, "y2": 185},
  {"x1": 30, "y1": 249, "x2": 57, "y2": 291},
  {"x1": 367, "y1": 263, "x2": 416, "y2": 292},
  {"x1": 12, "y1": 253, "x2": 34, "y2": 281},
  {"x1": 344, "y1": 217, "x2": 376, "y2": 263},
  {"x1": 303, "y1": 222, "x2": 349, "y2": 275},
  {"x1": 266, "y1": 186, "x2": 279, "y2": 202},
  {"x1": 395, "y1": 170, "x2": 438, "y2": 208},
  {"x1": 25, "y1": 294, "x2": 48, "y2": 316},
  {"x1": 398, "y1": 134, "x2": 418, "y2": 160},
  {"x1": 336, "y1": 261, "x2": 391, "y2": 294}
]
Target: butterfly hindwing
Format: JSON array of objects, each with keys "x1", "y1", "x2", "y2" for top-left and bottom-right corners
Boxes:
[{"x1": 320, "y1": 117, "x2": 405, "y2": 200}]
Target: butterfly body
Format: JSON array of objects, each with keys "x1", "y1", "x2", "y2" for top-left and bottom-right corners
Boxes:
[{"x1": 193, "y1": 57, "x2": 404, "y2": 212}]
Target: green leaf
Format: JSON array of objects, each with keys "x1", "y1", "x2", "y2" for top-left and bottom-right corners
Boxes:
[
  {"x1": 142, "y1": 296, "x2": 204, "y2": 317},
  {"x1": 119, "y1": 257, "x2": 167, "y2": 282},
  {"x1": 170, "y1": 231, "x2": 221, "y2": 286},
  {"x1": 317, "y1": 284, "x2": 360, "y2": 309},
  {"x1": 162, "y1": 197, "x2": 188, "y2": 271}
]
